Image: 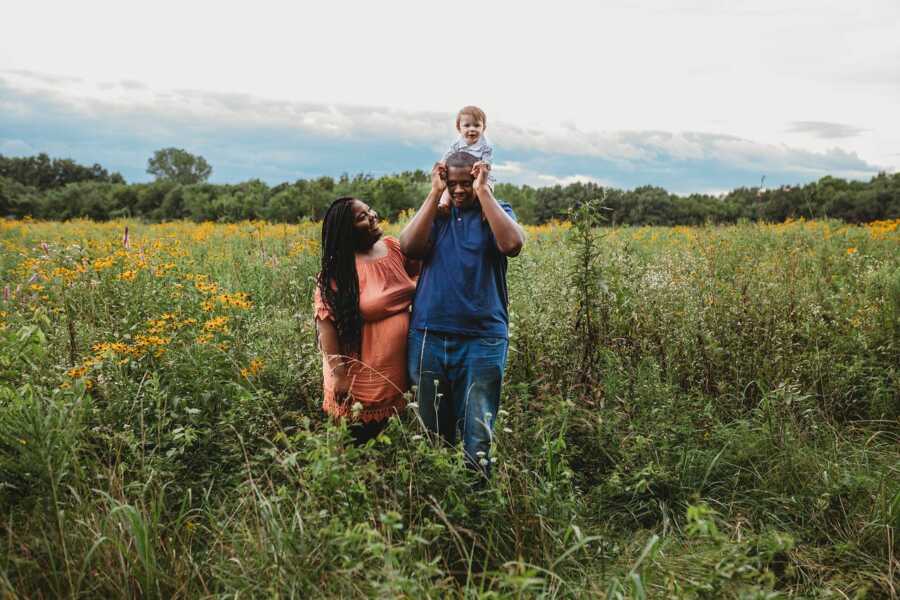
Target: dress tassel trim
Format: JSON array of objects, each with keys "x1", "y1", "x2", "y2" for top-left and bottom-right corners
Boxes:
[{"x1": 322, "y1": 393, "x2": 405, "y2": 423}]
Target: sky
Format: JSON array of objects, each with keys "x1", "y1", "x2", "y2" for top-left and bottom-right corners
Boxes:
[{"x1": 1, "y1": 0, "x2": 898, "y2": 194}]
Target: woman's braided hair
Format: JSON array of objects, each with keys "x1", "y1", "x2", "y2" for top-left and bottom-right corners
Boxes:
[{"x1": 317, "y1": 197, "x2": 363, "y2": 356}]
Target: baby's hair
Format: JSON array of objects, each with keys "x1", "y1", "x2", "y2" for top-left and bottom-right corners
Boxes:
[{"x1": 456, "y1": 105, "x2": 487, "y2": 129}]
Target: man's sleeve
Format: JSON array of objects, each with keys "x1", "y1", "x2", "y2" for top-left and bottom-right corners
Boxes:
[{"x1": 500, "y1": 202, "x2": 517, "y2": 222}]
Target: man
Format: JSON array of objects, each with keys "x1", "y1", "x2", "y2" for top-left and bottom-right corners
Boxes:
[{"x1": 400, "y1": 152, "x2": 525, "y2": 476}]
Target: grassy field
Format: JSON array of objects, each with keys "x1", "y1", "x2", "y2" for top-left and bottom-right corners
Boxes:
[{"x1": 0, "y1": 215, "x2": 898, "y2": 598}]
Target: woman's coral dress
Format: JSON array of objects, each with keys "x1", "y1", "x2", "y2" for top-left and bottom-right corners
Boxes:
[{"x1": 314, "y1": 237, "x2": 417, "y2": 422}]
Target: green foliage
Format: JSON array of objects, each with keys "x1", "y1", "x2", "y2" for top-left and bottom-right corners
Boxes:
[
  {"x1": 146, "y1": 147, "x2": 212, "y2": 185},
  {"x1": 0, "y1": 219, "x2": 897, "y2": 597},
  {"x1": 0, "y1": 153, "x2": 124, "y2": 191},
  {"x1": 4, "y1": 153, "x2": 900, "y2": 225}
]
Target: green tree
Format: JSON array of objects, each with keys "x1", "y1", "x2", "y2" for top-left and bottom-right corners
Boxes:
[
  {"x1": 0, "y1": 153, "x2": 124, "y2": 190},
  {"x1": 146, "y1": 148, "x2": 212, "y2": 185}
]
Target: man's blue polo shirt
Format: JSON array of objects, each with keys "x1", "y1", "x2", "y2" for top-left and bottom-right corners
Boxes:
[{"x1": 410, "y1": 201, "x2": 516, "y2": 338}]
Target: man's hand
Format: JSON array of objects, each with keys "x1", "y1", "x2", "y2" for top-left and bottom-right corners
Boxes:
[
  {"x1": 472, "y1": 161, "x2": 491, "y2": 192},
  {"x1": 431, "y1": 162, "x2": 448, "y2": 194}
]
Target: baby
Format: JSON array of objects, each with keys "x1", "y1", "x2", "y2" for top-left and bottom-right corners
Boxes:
[{"x1": 438, "y1": 105, "x2": 495, "y2": 211}]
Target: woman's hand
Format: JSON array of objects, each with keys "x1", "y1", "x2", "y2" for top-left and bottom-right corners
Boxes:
[
  {"x1": 333, "y1": 369, "x2": 353, "y2": 406},
  {"x1": 431, "y1": 162, "x2": 448, "y2": 194}
]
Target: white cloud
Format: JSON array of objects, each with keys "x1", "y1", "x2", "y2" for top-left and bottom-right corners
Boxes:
[
  {"x1": 492, "y1": 161, "x2": 525, "y2": 175},
  {"x1": 787, "y1": 121, "x2": 868, "y2": 139},
  {"x1": 2, "y1": 1, "x2": 898, "y2": 173},
  {"x1": 0, "y1": 70, "x2": 886, "y2": 190},
  {"x1": 536, "y1": 174, "x2": 613, "y2": 187}
]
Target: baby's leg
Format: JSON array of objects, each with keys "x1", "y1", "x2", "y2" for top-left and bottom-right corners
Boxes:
[{"x1": 438, "y1": 187, "x2": 451, "y2": 211}]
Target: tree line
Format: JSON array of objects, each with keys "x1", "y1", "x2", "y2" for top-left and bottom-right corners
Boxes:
[{"x1": 2, "y1": 150, "x2": 898, "y2": 225}]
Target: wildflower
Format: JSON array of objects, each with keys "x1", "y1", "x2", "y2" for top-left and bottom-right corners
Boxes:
[
  {"x1": 846, "y1": 247, "x2": 857, "y2": 255},
  {"x1": 241, "y1": 358, "x2": 264, "y2": 378},
  {"x1": 351, "y1": 401, "x2": 363, "y2": 417},
  {"x1": 66, "y1": 365, "x2": 89, "y2": 378},
  {"x1": 203, "y1": 316, "x2": 230, "y2": 332},
  {"x1": 476, "y1": 450, "x2": 486, "y2": 458},
  {"x1": 479, "y1": 458, "x2": 489, "y2": 467},
  {"x1": 92, "y1": 255, "x2": 115, "y2": 271}
]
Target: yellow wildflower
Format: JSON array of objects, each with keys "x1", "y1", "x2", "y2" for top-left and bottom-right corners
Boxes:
[
  {"x1": 203, "y1": 316, "x2": 230, "y2": 332},
  {"x1": 92, "y1": 256, "x2": 115, "y2": 271},
  {"x1": 241, "y1": 358, "x2": 264, "y2": 378}
]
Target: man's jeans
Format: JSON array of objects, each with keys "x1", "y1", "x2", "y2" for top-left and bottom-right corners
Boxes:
[{"x1": 407, "y1": 329, "x2": 508, "y2": 476}]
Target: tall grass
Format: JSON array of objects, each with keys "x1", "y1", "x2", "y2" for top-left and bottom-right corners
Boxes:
[{"x1": 0, "y1": 217, "x2": 897, "y2": 598}]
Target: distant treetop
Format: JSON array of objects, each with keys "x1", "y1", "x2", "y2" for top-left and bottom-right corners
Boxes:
[
  {"x1": 0, "y1": 153, "x2": 124, "y2": 190},
  {"x1": 147, "y1": 148, "x2": 212, "y2": 185}
]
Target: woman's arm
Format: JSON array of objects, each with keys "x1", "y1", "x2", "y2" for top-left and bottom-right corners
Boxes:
[
  {"x1": 473, "y1": 163, "x2": 525, "y2": 257},
  {"x1": 399, "y1": 163, "x2": 445, "y2": 259},
  {"x1": 315, "y1": 317, "x2": 351, "y2": 401}
]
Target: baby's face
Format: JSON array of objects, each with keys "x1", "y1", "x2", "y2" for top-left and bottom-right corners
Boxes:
[{"x1": 457, "y1": 114, "x2": 485, "y2": 145}]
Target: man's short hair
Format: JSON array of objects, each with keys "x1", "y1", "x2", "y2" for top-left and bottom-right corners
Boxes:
[
  {"x1": 456, "y1": 105, "x2": 487, "y2": 128},
  {"x1": 445, "y1": 152, "x2": 478, "y2": 171}
]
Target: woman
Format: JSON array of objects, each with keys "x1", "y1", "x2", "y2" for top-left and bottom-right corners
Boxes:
[{"x1": 314, "y1": 197, "x2": 418, "y2": 444}]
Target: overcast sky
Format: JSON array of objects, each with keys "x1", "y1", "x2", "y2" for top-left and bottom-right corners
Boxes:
[{"x1": 2, "y1": 0, "x2": 898, "y2": 193}]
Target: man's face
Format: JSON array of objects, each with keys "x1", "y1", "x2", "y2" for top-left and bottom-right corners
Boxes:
[{"x1": 446, "y1": 166, "x2": 476, "y2": 208}]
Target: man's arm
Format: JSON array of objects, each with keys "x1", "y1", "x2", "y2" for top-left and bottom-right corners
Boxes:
[
  {"x1": 399, "y1": 163, "x2": 445, "y2": 259},
  {"x1": 474, "y1": 164, "x2": 525, "y2": 257}
]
